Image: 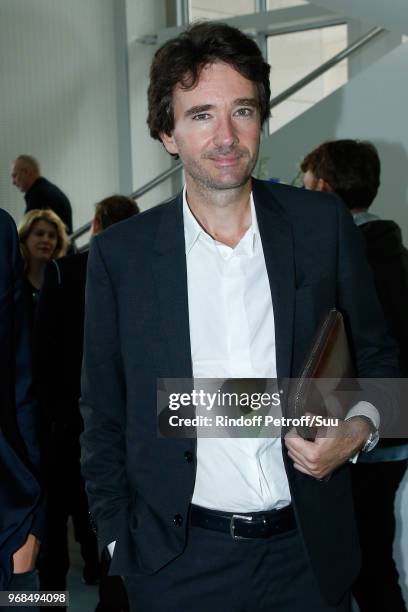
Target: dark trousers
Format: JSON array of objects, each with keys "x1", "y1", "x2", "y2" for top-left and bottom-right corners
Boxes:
[
  {"x1": 38, "y1": 479, "x2": 99, "y2": 590},
  {"x1": 124, "y1": 526, "x2": 351, "y2": 612},
  {"x1": 95, "y1": 549, "x2": 129, "y2": 612},
  {"x1": 351, "y1": 459, "x2": 407, "y2": 612},
  {"x1": 38, "y1": 449, "x2": 99, "y2": 592},
  {"x1": 4, "y1": 570, "x2": 39, "y2": 611}
]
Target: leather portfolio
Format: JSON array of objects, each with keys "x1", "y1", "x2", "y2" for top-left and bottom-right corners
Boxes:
[{"x1": 288, "y1": 308, "x2": 356, "y2": 439}]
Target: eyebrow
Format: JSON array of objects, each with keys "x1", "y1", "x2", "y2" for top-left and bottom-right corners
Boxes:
[
  {"x1": 184, "y1": 98, "x2": 259, "y2": 118},
  {"x1": 184, "y1": 104, "x2": 213, "y2": 118},
  {"x1": 234, "y1": 98, "x2": 259, "y2": 108}
]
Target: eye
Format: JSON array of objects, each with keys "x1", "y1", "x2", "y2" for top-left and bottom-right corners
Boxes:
[
  {"x1": 234, "y1": 107, "x2": 254, "y2": 117},
  {"x1": 192, "y1": 113, "x2": 211, "y2": 121}
]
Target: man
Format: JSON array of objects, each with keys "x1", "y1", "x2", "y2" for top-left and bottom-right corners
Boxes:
[
  {"x1": 80, "y1": 23, "x2": 398, "y2": 612},
  {"x1": 0, "y1": 209, "x2": 43, "y2": 602},
  {"x1": 301, "y1": 139, "x2": 408, "y2": 612},
  {"x1": 11, "y1": 155, "x2": 73, "y2": 233},
  {"x1": 34, "y1": 196, "x2": 138, "y2": 608}
]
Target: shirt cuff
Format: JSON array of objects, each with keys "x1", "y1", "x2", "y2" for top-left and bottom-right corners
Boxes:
[
  {"x1": 344, "y1": 401, "x2": 380, "y2": 430},
  {"x1": 107, "y1": 541, "x2": 116, "y2": 557}
]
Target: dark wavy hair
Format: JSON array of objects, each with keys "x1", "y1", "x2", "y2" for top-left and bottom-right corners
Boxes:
[
  {"x1": 301, "y1": 140, "x2": 381, "y2": 209},
  {"x1": 94, "y1": 195, "x2": 139, "y2": 231},
  {"x1": 147, "y1": 22, "x2": 271, "y2": 141}
]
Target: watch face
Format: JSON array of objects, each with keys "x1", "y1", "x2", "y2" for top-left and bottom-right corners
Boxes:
[{"x1": 363, "y1": 431, "x2": 380, "y2": 453}]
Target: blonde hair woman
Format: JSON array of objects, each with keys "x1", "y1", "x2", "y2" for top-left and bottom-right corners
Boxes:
[{"x1": 18, "y1": 209, "x2": 69, "y2": 323}]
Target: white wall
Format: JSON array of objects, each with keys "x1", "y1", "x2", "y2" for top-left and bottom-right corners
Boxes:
[
  {"x1": 260, "y1": 41, "x2": 408, "y2": 604},
  {"x1": 260, "y1": 42, "x2": 408, "y2": 240},
  {"x1": 126, "y1": 0, "x2": 177, "y2": 210},
  {"x1": 0, "y1": 0, "x2": 121, "y2": 229}
]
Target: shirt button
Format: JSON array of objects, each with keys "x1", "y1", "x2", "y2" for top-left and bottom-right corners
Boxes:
[
  {"x1": 184, "y1": 451, "x2": 193, "y2": 463},
  {"x1": 173, "y1": 514, "x2": 183, "y2": 527}
]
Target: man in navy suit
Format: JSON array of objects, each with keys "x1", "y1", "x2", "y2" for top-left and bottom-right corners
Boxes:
[
  {"x1": 80, "y1": 23, "x2": 398, "y2": 611},
  {"x1": 0, "y1": 209, "x2": 43, "y2": 597}
]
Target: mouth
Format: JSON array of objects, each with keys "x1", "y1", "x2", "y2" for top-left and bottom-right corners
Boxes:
[
  {"x1": 210, "y1": 155, "x2": 243, "y2": 168},
  {"x1": 214, "y1": 157, "x2": 240, "y2": 168}
]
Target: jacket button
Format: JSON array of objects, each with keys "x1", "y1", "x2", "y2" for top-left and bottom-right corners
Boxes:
[
  {"x1": 173, "y1": 514, "x2": 183, "y2": 527},
  {"x1": 184, "y1": 451, "x2": 193, "y2": 463}
]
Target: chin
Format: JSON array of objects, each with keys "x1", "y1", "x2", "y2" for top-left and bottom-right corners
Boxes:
[{"x1": 212, "y1": 173, "x2": 252, "y2": 190}]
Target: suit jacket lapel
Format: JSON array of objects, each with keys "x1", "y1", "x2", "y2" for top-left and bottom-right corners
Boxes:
[
  {"x1": 253, "y1": 179, "x2": 295, "y2": 379},
  {"x1": 152, "y1": 194, "x2": 193, "y2": 378}
]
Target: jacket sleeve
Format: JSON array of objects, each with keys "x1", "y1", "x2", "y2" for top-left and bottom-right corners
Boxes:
[{"x1": 80, "y1": 237, "x2": 129, "y2": 553}]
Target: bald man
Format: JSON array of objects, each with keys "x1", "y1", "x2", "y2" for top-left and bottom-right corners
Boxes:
[{"x1": 11, "y1": 155, "x2": 73, "y2": 233}]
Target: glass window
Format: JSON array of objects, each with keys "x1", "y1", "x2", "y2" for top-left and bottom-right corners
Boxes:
[
  {"x1": 190, "y1": 0, "x2": 256, "y2": 21},
  {"x1": 268, "y1": 25, "x2": 348, "y2": 133},
  {"x1": 267, "y1": 0, "x2": 308, "y2": 9}
]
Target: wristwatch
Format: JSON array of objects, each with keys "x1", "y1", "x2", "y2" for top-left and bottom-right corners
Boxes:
[{"x1": 357, "y1": 415, "x2": 380, "y2": 453}]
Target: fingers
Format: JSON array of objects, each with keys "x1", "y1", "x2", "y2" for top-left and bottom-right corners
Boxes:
[
  {"x1": 285, "y1": 430, "x2": 334, "y2": 479},
  {"x1": 287, "y1": 447, "x2": 329, "y2": 479},
  {"x1": 12, "y1": 534, "x2": 40, "y2": 574}
]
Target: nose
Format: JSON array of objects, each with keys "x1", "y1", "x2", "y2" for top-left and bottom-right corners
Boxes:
[{"x1": 214, "y1": 114, "x2": 238, "y2": 148}]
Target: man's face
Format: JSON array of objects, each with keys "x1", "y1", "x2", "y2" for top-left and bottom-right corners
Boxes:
[
  {"x1": 11, "y1": 161, "x2": 30, "y2": 192},
  {"x1": 303, "y1": 169, "x2": 319, "y2": 191},
  {"x1": 161, "y1": 61, "x2": 261, "y2": 194}
]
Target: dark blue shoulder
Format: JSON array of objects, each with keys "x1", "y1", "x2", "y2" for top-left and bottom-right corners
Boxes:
[
  {"x1": 252, "y1": 178, "x2": 342, "y2": 221},
  {"x1": 94, "y1": 193, "x2": 181, "y2": 250}
]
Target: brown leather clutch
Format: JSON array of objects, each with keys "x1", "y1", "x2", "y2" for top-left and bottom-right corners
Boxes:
[{"x1": 288, "y1": 309, "x2": 355, "y2": 439}]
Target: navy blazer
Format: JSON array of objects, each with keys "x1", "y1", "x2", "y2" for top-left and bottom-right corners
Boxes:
[
  {"x1": 0, "y1": 209, "x2": 41, "y2": 589},
  {"x1": 80, "y1": 179, "x2": 398, "y2": 605}
]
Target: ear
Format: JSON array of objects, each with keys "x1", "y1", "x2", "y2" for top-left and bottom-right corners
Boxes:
[
  {"x1": 160, "y1": 131, "x2": 179, "y2": 156},
  {"x1": 91, "y1": 216, "x2": 102, "y2": 236},
  {"x1": 318, "y1": 178, "x2": 334, "y2": 193}
]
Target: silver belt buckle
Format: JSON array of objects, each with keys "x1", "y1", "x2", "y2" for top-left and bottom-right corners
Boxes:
[{"x1": 230, "y1": 514, "x2": 253, "y2": 540}]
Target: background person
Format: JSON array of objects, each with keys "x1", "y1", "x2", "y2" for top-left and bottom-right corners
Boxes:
[
  {"x1": 11, "y1": 155, "x2": 73, "y2": 233},
  {"x1": 18, "y1": 209, "x2": 68, "y2": 327},
  {"x1": 301, "y1": 138, "x2": 408, "y2": 612},
  {"x1": 0, "y1": 208, "x2": 44, "y2": 611},
  {"x1": 34, "y1": 195, "x2": 138, "y2": 610}
]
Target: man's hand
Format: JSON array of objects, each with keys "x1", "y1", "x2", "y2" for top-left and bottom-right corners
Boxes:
[
  {"x1": 12, "y1": 534, "x2": 40, "y2": 574},
  {"x1": 284, "y1": 416, "x2": 372, "y2": 480}
]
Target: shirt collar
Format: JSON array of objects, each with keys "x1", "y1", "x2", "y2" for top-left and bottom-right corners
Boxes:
[
  {"x1": 182, "y1": 186, "x2": 259, "y2": 256},
  {"x1": 352, "y1": 210, "x2": 380, "y2": 227}
]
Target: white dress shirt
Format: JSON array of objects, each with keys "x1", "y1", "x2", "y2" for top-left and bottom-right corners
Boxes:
[{"x1": 185, "y1": 190, "x2": 291, "y2": 512}]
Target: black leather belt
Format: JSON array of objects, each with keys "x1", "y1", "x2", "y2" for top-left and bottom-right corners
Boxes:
[{"x1": 190, "y1": 504, "x2": 296, "y2": 540}]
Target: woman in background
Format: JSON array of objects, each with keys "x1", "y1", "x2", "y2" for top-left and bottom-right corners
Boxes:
[{"x1": 18, "y1": 209, "x2": 68, "y2": 325}]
